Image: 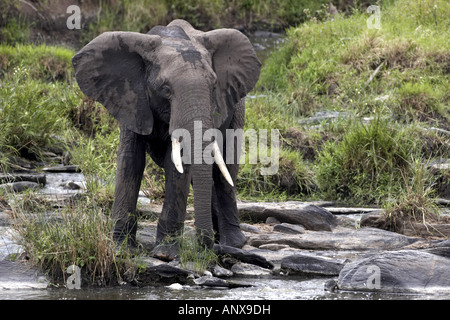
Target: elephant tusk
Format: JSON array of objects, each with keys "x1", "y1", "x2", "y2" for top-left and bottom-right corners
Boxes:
[
  {"x1": 212, "y1": 141, "x2": 234, "y2": 187},
  {"x1": 171, "y1": 138, "x2": 184, "y2": 174}
]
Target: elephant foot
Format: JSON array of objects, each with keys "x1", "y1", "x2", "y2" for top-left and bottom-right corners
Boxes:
[
  {"x1": 217, "y1": 227, "x2": 247, "y2": 248},
  {"x1": 113, "y1": 231, "x2": 138, "y2": 249},
  {"x1": 151, "y1": 242, "x2": 180, "y2": 262}
]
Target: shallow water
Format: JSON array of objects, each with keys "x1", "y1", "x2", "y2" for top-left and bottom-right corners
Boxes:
[{"x1": 2, "y1": 276, "x2": 450, "y2": 300}]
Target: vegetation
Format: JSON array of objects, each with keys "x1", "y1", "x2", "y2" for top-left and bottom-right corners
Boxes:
[
  {"x1": 0, "y1": 0, "x2": 449, "y2": 285},
  {"x1": 7, "y1": 192, "x2": 129, "y2": 286}
]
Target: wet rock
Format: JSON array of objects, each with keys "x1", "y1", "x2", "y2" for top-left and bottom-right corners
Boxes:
[
  {"x1": 259, "y1": 244, "x2": 291, "y2": 251},
  {"x1": 273, "y1": 223, "x2": 305, "y2": 234},
  {"x1": 194, "y1": 275, "x2": 230, "y2": 288},
  {"x1": 231, "y1": 262, "x2": 273, "y2": 277},
  {"x1": 42, "y1": 165, "x2": 80, "y2": 173},
  {"x1": 0, "y1": 173, "x2": 46, "y2": 185},
  {"x1": 239, "y1": 223, "x2": 262, "y2": 233},
  {"x1": 337, "y1": 250, "x2": 450, "y2": 294},
  {"x1": 247, "y1": 227, "x2": 417, "y2": 251},
  {"x1": 238, "y1": 201, "x2": 337, "y2": 231},
  {"x1": 60, "y1": 181, "x2": 81, "y2": 190},
  {"x1": 324, "y1": 279, "x2": 338, "y2": 292},
  {"x1": 213, "y1": 264, "x2": 233, "y2": 277},
  {"x1": 281, "y1": 254, "x2": 346, "y2": 276},
  {"x1": 135, "y1": 264, "x2": 191, "y2": 286},
  {"x1": 213, "y1": 244, "x2": 274, "y2": 269},
  {"x1": 0, "y1": 181, "x2": 41, "y2": 193}
]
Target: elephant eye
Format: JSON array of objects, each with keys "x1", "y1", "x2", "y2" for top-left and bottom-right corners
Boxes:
[{"x1": 160, "y1": 84, "x2": 172, "y2": 99}]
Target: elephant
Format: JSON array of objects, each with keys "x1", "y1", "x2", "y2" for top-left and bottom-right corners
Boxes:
[{"x1": 72, "y1": 19, "x2": 261, "y2": 257}]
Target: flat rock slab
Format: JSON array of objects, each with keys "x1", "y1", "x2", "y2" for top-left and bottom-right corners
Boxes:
[
  {"x1": 238, "y1": 201, "x2": 337, "y2": 231},
  {"x1": 0, "y1": 173, "x2": 46, "y2": 185},
  {"x1": 230, "y1": 262, "x2": 273, "y2": 277},
  {"x1": 337, "y1": 249, "x2": 450, "y2": 294},
  {"x1": 42, "y1": 165, "x2": 80, "y2": 173},
  {"x1": 281, "y1": 254, "x2": 346, "y2": 276},
  {"x1": 0, "y1": 260, "x2": 48, "y2": 289},
  {"x1": 247, "y1": 227, "x2": 418, "y2": 251}
]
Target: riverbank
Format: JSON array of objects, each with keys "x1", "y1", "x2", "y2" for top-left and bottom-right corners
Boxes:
[
  {"x1": 1, "y1": 169, "x2": 450, "y2": 298},
  {"x1": 0, "y1": 0, "x2": 449, "y2": 298}
]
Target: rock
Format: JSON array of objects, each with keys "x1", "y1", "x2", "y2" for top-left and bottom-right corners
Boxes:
[
  {"x1": 239, "y1": 223, "x2": 262, "y2": 233},
  {"x1": 60, "y1": 181, "x2": 81, "y2": 190},
  {"x1": 238, "y1": 201, "x2": 337, "y2": 231},
  {"x1": 259, "y1": 244, "x2": 291, "y2": 251},
  {"x1": 360, "y1": 212, "x2": 387, "y2": 229},
  {"x1": 213, "y1": 244, "x2": 274, "y2": 269},
  {"x1": 324, "y1": 279, "x2": 338, "y2": 292},
  {"x1": 0, "y1": 181, "x2": 41, "y2": 193},
  {"x1": 337, "y1": 250, "x2": 450, "y2": 294},
  {"x1": 213, "y1": 264, "x2": 233, "y2": 277},
  {"x1": 273, "y1": 223, "x2": 305, "y2": 234},
  {"x1": 247, "y1": 227, "x2": 418, "y2": 251},
  {"x1": 136, "y1": 226, "x2": 157, "y2": 252},
  {"x1": 0, "y1": 173, "x2": 46, "y2": 185},
  {"x1": 326, "y1": 207, "x2": 383, "y2": 215},
  {"x1": 135, "y1": 264, "x2": 191, "y2": 286},
  {"x1": 42, "y1": 165, "x2": 80, "y2": 173},
  {"x1": 0, "y1": 260, "x2": 48, "y2": 289},
  {"x1": 281, "y1": 254, "x2": 346, "y2": 276},
  {"x1": 194, "y1": 275, "x2": 230, "y2": 288},
  {"x1": 265, "y1": 217, "x2": 280, "y2": 225},
  {"x1": 230, "y1": 262, "x2": 273, "y2": 277}
]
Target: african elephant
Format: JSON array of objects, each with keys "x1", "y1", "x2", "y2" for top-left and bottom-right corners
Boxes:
[{"x1": 72, "y1": 19, "x2": 261, "y2": 256}]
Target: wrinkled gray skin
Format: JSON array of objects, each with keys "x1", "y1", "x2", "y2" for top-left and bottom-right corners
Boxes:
[{"x1": 72, "y1": 20, "x2": 261, "y2": 256}]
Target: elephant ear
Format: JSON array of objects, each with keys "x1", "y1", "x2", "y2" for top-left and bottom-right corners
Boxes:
[
  {"x1": 195, "y1": 29, "x2": 261, "y2": 128},
  {"x1": 72, "y1": 32, "x2": 161, "y2": 135}
]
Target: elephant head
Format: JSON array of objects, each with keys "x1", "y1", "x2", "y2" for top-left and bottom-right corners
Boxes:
[{"x1": 72, "y1": 20, "x2": 261, "y2": 247}]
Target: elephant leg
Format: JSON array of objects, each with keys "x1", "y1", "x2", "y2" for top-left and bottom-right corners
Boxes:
[
  {"x1": 112, "y1": 125, "x2": 146, "y2": 247},
  {"x1": 212, "y1": 161, "x2": 246, "y2": 248},
  {"x1": 212, "y1": 99, "x2": 246, "y2": 248},
  {"x1": 153, "y1": 146, "x2": 191, "y2": 260}
]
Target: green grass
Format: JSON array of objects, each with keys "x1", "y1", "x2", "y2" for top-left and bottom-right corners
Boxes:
[
  {"x1": 7, "y1": 191, "x2": 133, "y2": 286},
  {"x1": 254, "y1": 0, "x2": 449, "y2": 204}
]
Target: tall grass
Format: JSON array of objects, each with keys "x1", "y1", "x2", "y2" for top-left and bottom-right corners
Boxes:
[{"x1": 7, "y1": 192, "x2": 131, "y2": 286}]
